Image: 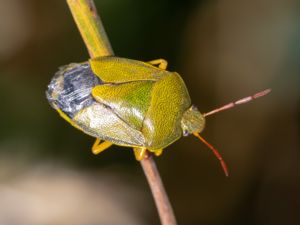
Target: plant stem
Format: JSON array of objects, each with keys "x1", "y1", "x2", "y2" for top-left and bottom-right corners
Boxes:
[
  {"x1": 67, "y1": 0, "x2": 113, "y2": 58},
  {"x1": 141, "y1": 153, "x2": 177, "y2": 225},
  {"x1": 66, "y1": 1, "x2": 177, "y2": 224}
]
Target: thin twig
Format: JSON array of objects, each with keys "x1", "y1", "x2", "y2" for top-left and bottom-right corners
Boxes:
[
  {"x1": 141, "y1": 152, "x2": 177, "y2": 225},
  {"x1": 66, "y1": 1, "x2": 177, "y2": 224},
  {"x1": 67, "y1": 0, "x2": 113, "y2": 58}
]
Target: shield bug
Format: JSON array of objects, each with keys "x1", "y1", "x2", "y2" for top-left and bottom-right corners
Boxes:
[{"x1": 46, "y1": 56, "x2": 270, "y2": 176}]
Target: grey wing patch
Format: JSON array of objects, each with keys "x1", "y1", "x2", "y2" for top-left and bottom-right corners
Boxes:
[
  {"x1": 46, "y1": 62, "x2": 102, "y2": 118},
  {"x1": 73, "y1": 103, "x2": 145, "y2": 147}
]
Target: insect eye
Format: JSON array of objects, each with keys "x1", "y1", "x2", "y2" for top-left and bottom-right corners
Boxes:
[
  {"x1": 183, "y1": 130, "x2": 189, "y2": 137},
  {"x1": 191, "y1": 105, "x2": 198, "y2": 111}
]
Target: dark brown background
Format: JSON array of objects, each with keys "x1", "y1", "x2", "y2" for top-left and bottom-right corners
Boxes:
[{"x1": 0, "y1": 0, "x2": 299, "y2": 224}]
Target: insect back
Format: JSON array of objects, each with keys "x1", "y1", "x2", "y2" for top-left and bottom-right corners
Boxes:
[
  {"x1": 46, "y1": 57, "x2": 201, "y2": 155},
  {"x1": 47, "y1": 62, "x2": 102, "y2": 120},
  {"x1": 46, "y1": 61, "x2": 145, "y2": 148}
]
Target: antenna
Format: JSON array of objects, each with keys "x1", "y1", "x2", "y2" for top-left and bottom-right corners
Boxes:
[
  {"x1": 193, "y1": 132, "x2": 229, "y2": 177},
  {"x1": 203, "y1": 89, "x2": 271, "y2": 117},
  {"x1": 194, "y1": 89, "x2": 271, "y2": 176}
]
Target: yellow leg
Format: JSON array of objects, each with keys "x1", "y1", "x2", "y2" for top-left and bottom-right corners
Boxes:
[
  {"x1": 92, "y1": 138, "x2": 113, "y2": 155},
  {"x1": 133, "y1": 147, "x2": 147, "y2": 161},
  {"x1": 153, "y1": 149, "x2": 163, "y2": 156},
  {"x1": 148, "y1": 59, "x2": 168, "y2": 70},
  {"x1": 133, "y1": 147, "x2": 164, "y2": 160}
]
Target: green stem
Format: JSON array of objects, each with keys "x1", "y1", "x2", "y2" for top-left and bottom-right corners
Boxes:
[
  {"x1": 67, "y1": 0, "x2": 113, "y2": 58},
  {"x1": 66, "y1": 1, "x2": 177, "y2": 224}
]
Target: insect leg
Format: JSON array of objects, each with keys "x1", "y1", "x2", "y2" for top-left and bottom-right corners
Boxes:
[
  {"x1": 148, "y1": 59, "x2": 168, "y2": 70},
  {"x1": 133, "y1": 147, "x2": 147, "y2": 160},
  {"x1": 92, "y1": 138, "x2": 113, "y2": 155},
  {"x1": 153, "y1": 149, "x2": 163, "y2": 156}
]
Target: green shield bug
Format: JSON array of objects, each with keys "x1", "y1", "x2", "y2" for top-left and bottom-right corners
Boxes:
[{"x1": 46, "y1": 56, "x2": 270, "y2": 176}]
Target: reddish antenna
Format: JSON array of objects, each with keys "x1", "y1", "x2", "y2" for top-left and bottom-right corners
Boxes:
[
  {"x1": 194, "y1": 89, "x2": 271, "y2": 177},
  {"x1": 193, "y1": 132, "x2": 229, "y2": 177},
  {"x1": 203, "y1": 89, "x2": 271, "y2": 117}
]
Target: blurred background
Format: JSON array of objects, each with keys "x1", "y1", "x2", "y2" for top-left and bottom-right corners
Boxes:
[{"x1": 0, "y1": 0, "x2": 299, "y2": 224}]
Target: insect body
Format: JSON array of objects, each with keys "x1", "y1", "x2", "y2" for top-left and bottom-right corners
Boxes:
[
  {"x1": 47, "y1": 56, "x2": 270, "y2": 176},
  {"x1": 47, "y1": 57, "x2": 204, "y2": 155}
]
